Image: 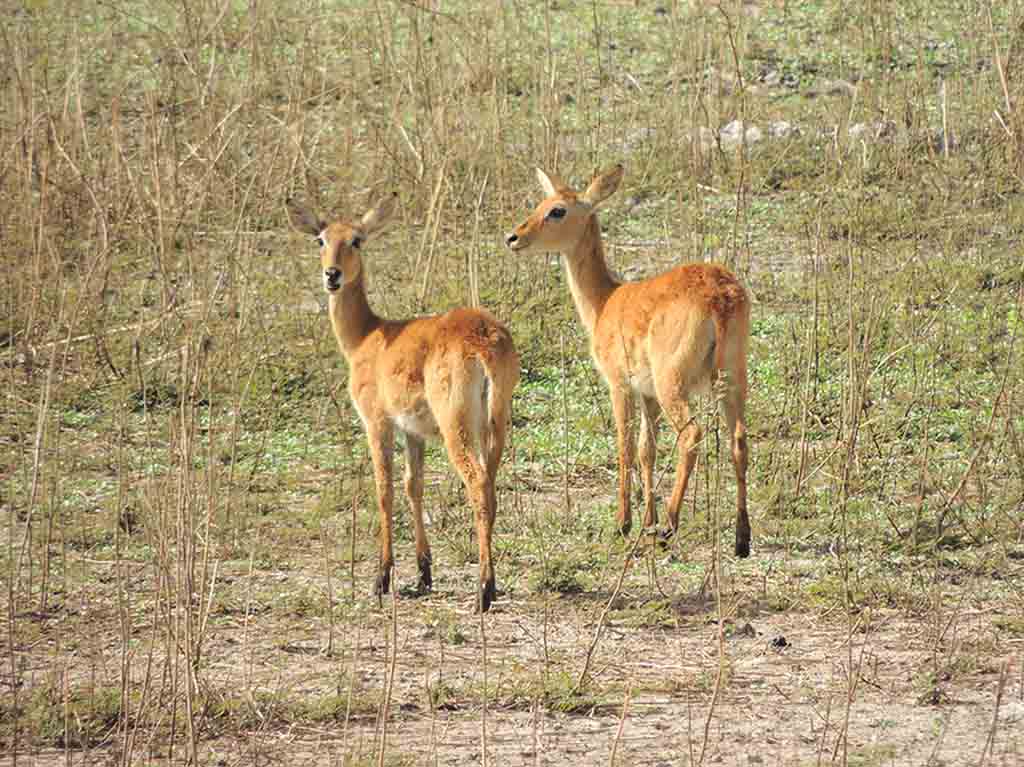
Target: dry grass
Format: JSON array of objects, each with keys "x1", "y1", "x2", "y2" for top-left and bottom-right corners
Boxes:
[{"x1": 3, "y1": 0, "x2": 1024, "y2": 764}]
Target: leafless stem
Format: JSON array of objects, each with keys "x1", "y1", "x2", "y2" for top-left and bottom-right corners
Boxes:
[
  {"x1": 977, "y1": 661, "x2": 1010, "y2": 766},
  {"x1": 574, "y1": 530, "x2": 644, "y2": 693},
  {"x1": 608, "y1": 685, "x2": 632, "y2": 766},
  {"x1": 479, "y1": 599, "x2": 490, "y2": 767},
  {"x1": 377, "y1": 568, "x2": 398, "y2": 767}
]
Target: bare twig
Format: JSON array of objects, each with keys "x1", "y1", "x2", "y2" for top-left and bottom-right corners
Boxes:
[
  {"x1": 977, "y1": 661, "x2": 1010, "y2": 766},
  {"x1": 480, "y1": 598, "x2": 490, "y2": 767},
  {"x1": 574, "y1": 531, "x2": 644, "y2": 693},
  {"x1": 377, "y1": 569, "x2": 399, "y2": 767},
  {"x1": 608, "y1": 685, "x2": 632, "y2": 767}
]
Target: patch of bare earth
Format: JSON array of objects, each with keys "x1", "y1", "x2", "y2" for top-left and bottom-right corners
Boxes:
[{"x1": 6, "y1": 526, "x2": 1023, "y2": 766}]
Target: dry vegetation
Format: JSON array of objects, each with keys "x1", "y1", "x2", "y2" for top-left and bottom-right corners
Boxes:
[{"x1": 2, "y1": 0, "x2": 1023, "y2": 764}]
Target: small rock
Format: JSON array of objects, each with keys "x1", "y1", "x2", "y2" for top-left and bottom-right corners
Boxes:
[
  {"x1": 917, "y1": 685, "x2": 950, "y2": 706},
  {"x1": 848, "y1": 122, "x2": 870, "y2": 140},
  {"x1": 770, "y1": 635, "x2": 789, "y2": 650},
  {"x1": 720, "y1": 120, "x2": 763, "y2": 148},
  {"x1": 1002, "y1": 701, "x2": 1024, "y2": 724},
  {"x1": 720, "y1": 119, "x2": 745, "y2": 147},
  {"x1": 806, "y1": 79, "x2": 857, "y2": 98}
]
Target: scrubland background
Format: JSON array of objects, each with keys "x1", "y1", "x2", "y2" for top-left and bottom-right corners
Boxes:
[{"x1": 2, "y1": 0, "x2": 1023, "y2": 764}]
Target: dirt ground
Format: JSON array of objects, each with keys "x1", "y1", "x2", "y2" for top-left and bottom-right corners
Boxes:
[
  {"x1": 215, "y1": 590, "x2": 1024, "y2": 766},
  {"x1": 5, "y1": 538, "x2": 1023, "y2": 767}
]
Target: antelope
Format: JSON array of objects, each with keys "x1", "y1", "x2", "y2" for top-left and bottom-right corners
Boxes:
[
  {"x1": 287, "y1": 193, "x2": 520, "y2": 611},
  {"x1": 504, "y1": 165, "x2": 752, "y2": 557}
]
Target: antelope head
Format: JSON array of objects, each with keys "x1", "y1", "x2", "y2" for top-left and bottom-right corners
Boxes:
[
  {"x1": 287, "y1": 193, "x2": 397, "y2": 293},
  {"x1": 504, "y1": 164, "x2": 624, "y2": 254}
]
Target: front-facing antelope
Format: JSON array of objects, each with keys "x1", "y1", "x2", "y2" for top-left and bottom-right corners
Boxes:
[
  {"x1": 288, "y1": 193, "x2": 519, "y2": 611},
  {"x1": 505, "y1": 165, "x2": 752, "y2": 557}
]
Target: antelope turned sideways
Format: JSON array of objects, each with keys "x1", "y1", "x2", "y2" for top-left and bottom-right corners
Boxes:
[
  {"x1": 505, "y1": 165, "x2": 752, "y2": 557},
  {"x1": 288, "y1": 194, "x2": 519, "y2": 611}
]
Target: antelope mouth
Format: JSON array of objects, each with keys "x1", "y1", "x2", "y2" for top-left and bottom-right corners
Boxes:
[
  {"x1": 504, "y1": 231, "x2": 529, "y2": 251},
  {"x1": 323, "y1": 272, "x2": 343, "y2": 293}
]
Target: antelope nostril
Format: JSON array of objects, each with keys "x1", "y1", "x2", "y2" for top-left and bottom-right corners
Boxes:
[
  {"x1": 505, "y1": 232, "x2": 518, "y2": 246},
  {"x1": 325, "y1": 268, "x2": 341, "y2": 282}
]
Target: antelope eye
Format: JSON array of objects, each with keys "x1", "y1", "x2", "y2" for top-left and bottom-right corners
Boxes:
[
  {"x1": 351, "y1": 236, "x2": 363, "y2": 249},
  {"x1": 546, "y1": 207, "x2": 567, "y2": 220},
  {"x1": 315, "y1": 235, "x2": 325, "y2": 247}
]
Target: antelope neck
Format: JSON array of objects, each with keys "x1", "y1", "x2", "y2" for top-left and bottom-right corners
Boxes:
[
  {"x1": 328, "y1": 271, "x2": 379, "y2": 355},
  {"x1": 562, "y1": 214, "x2": 617, "y2": 335}
]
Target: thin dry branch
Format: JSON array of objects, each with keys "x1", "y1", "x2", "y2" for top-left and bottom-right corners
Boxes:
[{"x1": 574, "y1": 531, "x2": 645, "y2": 693}]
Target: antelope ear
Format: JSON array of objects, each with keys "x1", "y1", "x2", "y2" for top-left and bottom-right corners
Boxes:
[
  {"x1": 360, "y1": 192, "x2": 398, "y2": 236},
  {"x1": 286, "y1": 198, "x2": 324, "y2": 236},
  {"x1": 535, "y1": 168, "x2": 573, "y2": 199},
  {"x1": 580, "y1": 164, "x2": 624, "y2": 207}
]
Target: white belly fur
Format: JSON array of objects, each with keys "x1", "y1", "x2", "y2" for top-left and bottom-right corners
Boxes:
[
  {"x1": 625, "y1": 364, "x2": 712, "y2": 401},
  {"x1": 628, "y1": 368, "x2": 657, "y2": 398},
  {"x1": 393, "y1": 404, "x2": 440, "y2": 439}
]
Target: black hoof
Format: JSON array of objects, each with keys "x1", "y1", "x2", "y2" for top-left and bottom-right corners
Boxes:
[
  {"x1": 417, "y1": 553, "x2": 433, "y2": 594},
  {"x1": 478, "y1": 578, "x2": 496, "y2": 613},
  {"x1": 735, "y1": 539, "x2": 751, "y2": 558},
  {"x1": 619, "y1": 520, "x2": 632, "y2": 538},
  {"x1": 657, "y1": 526, "x2": 677, "y2": 549},
  {"x1": 374, "y1": 569, "x2": 391, "y2": 606}
]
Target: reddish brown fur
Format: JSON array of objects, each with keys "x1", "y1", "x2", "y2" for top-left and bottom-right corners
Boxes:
[
  {"x1": 288, "y1": 195, "x2": 519, "y2": 610},
  {"x1": 505, "y1": 165, "x2": 752, "y2": 556}
]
